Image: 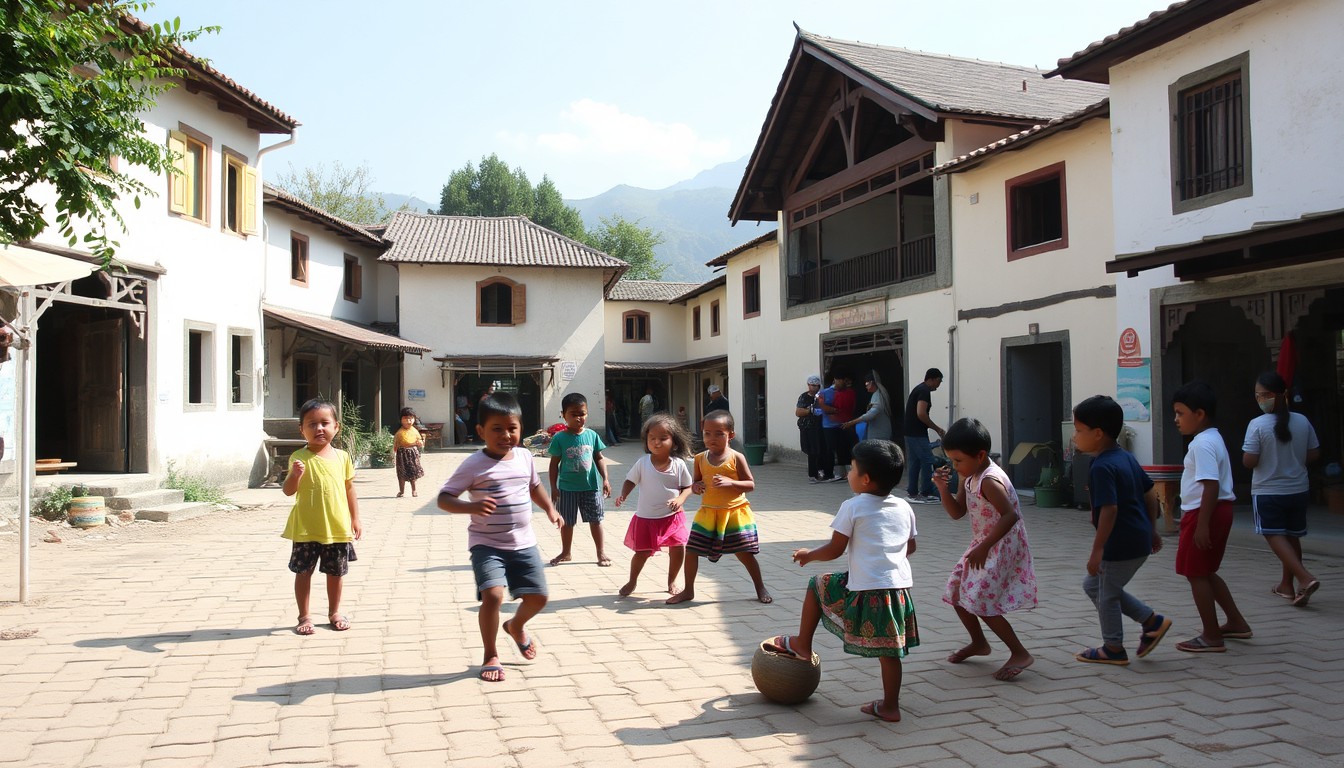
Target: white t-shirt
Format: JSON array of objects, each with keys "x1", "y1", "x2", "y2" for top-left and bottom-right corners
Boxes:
[
  {"x1": 624, "y1": 454, "x2": 693, "y2": 519},
  {"x1": 1180, "y1": 428, "x2": 1235, "y2": 511},
  {"x1": 830, "y1": 492, "x2": 917, "y2": 591},
  {"x1": 1242, "y1": 412, "x2": 1319, "y2": 495}
]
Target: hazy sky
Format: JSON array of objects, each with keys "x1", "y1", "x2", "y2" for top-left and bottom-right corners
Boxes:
[{"x1": 148, "y1": 0, "x2": 1165, "y2": 201}]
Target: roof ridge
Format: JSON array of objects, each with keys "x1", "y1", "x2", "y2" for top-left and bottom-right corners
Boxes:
[{"x1": 799, "y1": 29, "x2": 1048, "y2": 74}]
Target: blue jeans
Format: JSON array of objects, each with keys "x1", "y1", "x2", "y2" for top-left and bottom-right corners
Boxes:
[
  {"x1": 904, "y1": 435, "x2": 935, "y2": 496},
  {"x1": 1082, "y1": 556, "x2": 1154, "y2": 647}
]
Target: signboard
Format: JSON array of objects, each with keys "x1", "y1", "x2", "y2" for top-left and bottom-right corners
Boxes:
[
  {"x1": 829, "y1": 300, "x2": 886, "y2": 331},
  {"x1": 1116, "y1": 327, "x2": 1150, "y2": 422},
  {"x1": 407, "y1": 388, "x2": 426, "y2": 401},
  {"x1": 560, "y1": 361, "x2": 578, "y2": 381}
]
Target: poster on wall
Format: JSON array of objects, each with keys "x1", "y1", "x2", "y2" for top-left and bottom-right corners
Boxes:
[{"x1": 1116, "y1": 327, "x2": 1151, "y2": 422}]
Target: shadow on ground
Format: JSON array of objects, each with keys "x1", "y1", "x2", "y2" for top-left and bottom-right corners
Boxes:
[
  {"x1": 235, "y1": 670, "x2": 477, "y2": 704},
  {"x1": 74, "y1": 626, "x2": 288, "y2": 653}
]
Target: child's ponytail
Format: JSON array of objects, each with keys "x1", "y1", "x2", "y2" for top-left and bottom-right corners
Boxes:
[{"x1": 1256, "y1": 371, "x2": 1291, "y2": 443}]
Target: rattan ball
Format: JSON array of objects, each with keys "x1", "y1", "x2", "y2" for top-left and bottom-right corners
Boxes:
[{"x1": 751, "y1": 639, "x2": 821, "y2": 704}]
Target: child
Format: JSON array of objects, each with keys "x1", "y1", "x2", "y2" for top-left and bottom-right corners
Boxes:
[
  {"x1": 669, "y1": 410, "x2": 772, "y2": 605},
  {"x1": 438, "y1": 392, "x2": 563, "y2": 682},
  {"x1": 933, "y1": 418, "x2": 1037, "y2": 681},
  {"x1": 546, "y1": 393, "x2": 613, "y2": 567},
  {"x1": 281, "y1": 398, "x2": 362, "y2": 635},
  {"x1": 614, "y1": 413, "x2": 694, "y2": 597},
  {"x1": 394, "y1": 407, "x2": 426, "y2": 497},
  {"x1": 768, "y1": 440, "x2": 917, "y2": 722},
  {"x1": 1071, "y1": 395, "x2": 1171, "y2": 665},
  {"x1": 1171, "y1": 381, "x2": 1251, "y2": 652}
]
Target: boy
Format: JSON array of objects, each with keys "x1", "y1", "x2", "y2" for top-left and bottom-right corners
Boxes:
[
  {"x1": 1171, "y1": 381, "x2": 1251, "y2": 652},
  {"x1": 439, "y1": 393, "x2": 563, "y2": 682},
  {"x1": 1071, "y1": 395, "x2": 1171, "y2": 666},
  {"x1": 547, "y1": 392, "x2": 613, "y2": 567}
]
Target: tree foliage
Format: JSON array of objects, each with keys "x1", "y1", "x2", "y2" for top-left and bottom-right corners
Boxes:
[
  {"x1": 585, "y1": 215, "x2": 667, "y2": 280},
  {"x1": 0, "y1": 1, "x2": 215, "y2": 265},
  {"x1": 275, "y1": 161, "x2": 392, "y2": 224},
  {"x1": 437, "y1": 154, "x2": 586, "y2": 241}
]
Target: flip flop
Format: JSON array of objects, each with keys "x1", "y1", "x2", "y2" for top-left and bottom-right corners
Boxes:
[
  {"x1": 1271, "y1": 587, "x2": 1293, "y2": 600},
  {"x1": 764, "y1": 635, "x2": 809, "y2": 662},
  {"x1": 1175, "y1": 636, "x2": 1226, "y2": 653},
  {"x1": 1220, "y1": 629, "x2": 1253, "y2": 640},
  {"x1": 1293, "y1": 580, "x2": 1320, "y2": 607},
  {"x1": 329, "y1": 614, "x2": 350, "y2": 631},
  {"x1": 295, "y1": 615, "x2": 315, "y2": 636},
  {"x1": 1075, "y1": 646, "x2": 1130, "y2": 666},
  {"x1": 1137, "y1": 615, "x2": 1172, "y2": 658},
  {"x1": 479, "y1": 664, "x2": 506, "y2": 682},
  {"x1": 503, "y1": 620, "x2": 538, "y2": 660},
  {"x1": 860, "y1": 700, "x2": 901, "y2": 722}
]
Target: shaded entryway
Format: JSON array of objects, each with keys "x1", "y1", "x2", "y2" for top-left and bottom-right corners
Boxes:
[{"x1": 1003, "y1": 332, "x2": 1069, "y2": 490}]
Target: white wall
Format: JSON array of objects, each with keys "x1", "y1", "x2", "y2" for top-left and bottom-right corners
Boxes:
[
  {"x1": 603, "y1": 300, "x2": 687, "y2": 363},
  {"x1": 262, "y1": 209, "x2": 382, "y2": 325}
]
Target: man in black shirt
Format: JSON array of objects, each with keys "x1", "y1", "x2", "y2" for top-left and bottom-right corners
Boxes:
[{"x1": 904, "y1": 368, "x2": 946, "y2": 502}]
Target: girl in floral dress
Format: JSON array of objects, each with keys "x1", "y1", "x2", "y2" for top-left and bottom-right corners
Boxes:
[{"x1": 932, "y1": 418, "x2": 1038, "y2": 681}]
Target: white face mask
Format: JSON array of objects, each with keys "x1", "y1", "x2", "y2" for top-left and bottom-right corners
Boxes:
[{"x1": 1258, "y1": 398, "x2": 1277, "y2": 415}]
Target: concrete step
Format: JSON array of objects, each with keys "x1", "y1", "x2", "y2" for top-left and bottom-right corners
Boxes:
[
  {"x1": 135, "y1": 502, "x2": 216, "y2": 523},
  {"x1": 78, "y1": 478, "x2": 162, "y2": 497},
  {"x1": 106, "y1": 489, "x2": 185, "y2": 511}
]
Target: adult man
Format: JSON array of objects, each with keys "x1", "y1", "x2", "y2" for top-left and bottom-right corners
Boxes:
[
  {"x1": 704, "y1": 383, "x2": 729, "y2": 415},
  {"x1": 638, "y1": 386, "x2": 657, "y2": 426},
  {"x1": 904, "y1": 368, "x2": 947, "y2": 502},
  {"x1": 816, "y1": 371, "x2": 855, "y2": 482},
  {"x1": 794, "y1": 374, "x2": 825, "y2": 482}
]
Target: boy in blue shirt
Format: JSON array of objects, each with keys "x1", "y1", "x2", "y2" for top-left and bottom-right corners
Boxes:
[
  {"x1": 547, "y1": 392, "x2": 613, "y2": 566},
  {"x1": 1071, "y1": 395, "x2": 1171, "y2": 665}
]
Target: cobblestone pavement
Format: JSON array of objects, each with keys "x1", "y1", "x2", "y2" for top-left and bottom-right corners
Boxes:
[{"x1": 2, "y1": 443, "x2": 1342, "y2": 767}]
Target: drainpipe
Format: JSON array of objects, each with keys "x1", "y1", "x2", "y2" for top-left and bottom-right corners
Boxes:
[
  {"x1": 946, "y1": 324, "x2": 957, "y2": 423},
  {"x1": 255, "y1": 130, "x2": 297, "y2": 402}
]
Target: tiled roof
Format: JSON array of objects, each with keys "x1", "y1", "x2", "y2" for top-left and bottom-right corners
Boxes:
[
  {"x1": 380, "y1": 213, "x2": 626, "y2": 269},
  {"x1": 671, "y1": 275, "x2": 727, "y2": 303},
  {"x1": 932, "y1": 100, "x2": 1109, "y2": 174},
  {"x1": 801, "y1": 30, "x2": 1110, "y2": 122},
  {"x1": 262, "y1": 305, "x2": 428, "y2": 354},
  {"x1": 608, "y1": 280, "x2": 702, "y2": 302},
  {"x1": 706, "y1": 230, "x2": 777, "y2": 267},
  {"x1": 262, "y1": 184, "x2": 383, "y2": 248}
]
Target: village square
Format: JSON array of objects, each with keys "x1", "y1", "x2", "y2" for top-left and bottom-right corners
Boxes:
[{"x1": 2, "y1": 0, "x2": 1343, "y2": 765}]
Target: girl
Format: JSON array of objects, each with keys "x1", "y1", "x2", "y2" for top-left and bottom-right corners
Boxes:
[
  {"x1": 394, "y1": 407, "x2": 426, "y2": 497},
  {"x1": 669, "y1": 410, "x2": 772, "y2": 605},
  {"x1": 282, "y1": 398, "x2": 362, "y2": 635},
  {"x1": 613, "y1": 413, "x2": 694, "y2": 597},
  {"x1": 769, "y1": 440, "x2": 917, "y2": 722},
  {"x1": 933, "y1": 418, "x2": 1037, "y2": 681},
  {"x1": 1243, "y1": 371, "x2": 1321, "y2": 606}
]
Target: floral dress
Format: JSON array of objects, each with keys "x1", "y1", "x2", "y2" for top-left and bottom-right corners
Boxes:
[{"x1": 942, "y1": 462, "x2": 1037, "y2": 616}]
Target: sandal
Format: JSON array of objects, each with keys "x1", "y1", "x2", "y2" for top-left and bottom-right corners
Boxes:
[
  {"x1": 1271, "y1": 587, "x2": 1293, "y2": 600},
  {"x1": 1175, "y1": 636, "x2": 1225, "y2": 653},
  {"x1": 295, "y1": 615, "x2": 315, "y2": 635},
  {"x1": 1075, "y1": 646, "x2": 1129, "y2": 666},
  {"x1": 1136, "y1": 614, "x2": 1172, "y2": 658},
  {"x1": 329, "y1": 613, "x2": 350, "y2": 631},
  {"x1": 763, "y1": 635, "x2": 809, "y2": 662},
  {"x1": 1293, "y1": 580, "x2": 1320, "y2": 607}
]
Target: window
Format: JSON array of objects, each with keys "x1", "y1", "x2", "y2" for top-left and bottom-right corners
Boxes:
[
  {"x1": 623, "y1": 310, "x2": 650, "y2": 343},
  {"x1": 1005, "y1": 162, "x2": 1068, "y2": 259},
  {"x1": 293, "y1": 356, "x2": 318, "y2": 411},
  {"x1": 743, "y1": 267, "x2": 761, "y2": 318},
  {"x1": 184, "y1": 323, "x2": 215, "y2": 408},
  {"x1": 693, "y1": 305, "x2": 701, "y2": 340},
  {"x1": 343, "y1": 255, "x2": 362, "y2": 302},
  {"x1": 222, "y1": 150, "x2": 258, "y2": 236},
  {"x1": 711, "y1": 300, "x2": 720, "y2": 336},
  {"x1": 477, "y1": 276, "x2": 525, "y2": 326},
  {"x1": 290, "y1": 233, "x2": 309, "y2": 285},
  {"x1": 166, "y1": 126, "x2": 209, "y2": 223},
  {"x1": 229, "y1": 330, "x2": 254, "y2": 406},
  {"x1": 1171, "y1": 53, "x2": 1252, "y2": 212}
]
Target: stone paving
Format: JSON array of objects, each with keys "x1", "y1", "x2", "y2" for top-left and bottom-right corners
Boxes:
[{"x1": 1, "y1": 442, "x2": 1342, "y2": 767}]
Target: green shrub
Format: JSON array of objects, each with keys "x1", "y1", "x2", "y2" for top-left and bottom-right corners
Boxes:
[
  {"x1": 34, "y1": 485, "x2": 73, "y2": 521},
  {"x1": 164, "y1": 460, "x2": 230, "y2": 504},
  {"x1": 367, "y1": 427, "x2": 395, "y2": 467}
]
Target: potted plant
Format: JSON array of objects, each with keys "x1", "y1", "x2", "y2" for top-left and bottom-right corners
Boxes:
[
  {"x1": 1034, "y1": 461, "x2": 1072, "y2": 508},
  {"x1": 367, "y1": 427, "x2": 395, "y2": 469}
]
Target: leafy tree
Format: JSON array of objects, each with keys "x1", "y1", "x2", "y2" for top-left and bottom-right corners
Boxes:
[
  {"x1": 533, "y1": 175, "x2": 586, "y2": 242},
  {"x1": 0, "y1": 1, "x2": 214, "y2": 266},
  {"x1": 437, "y1": 154, "x2": 587, "y2": 241},
  {"x1": 585, "y1": 215, "x2": 668, "y2": 280},
  {"x1": 275, "y1": 161, "x2": 392, "y2": 224}
]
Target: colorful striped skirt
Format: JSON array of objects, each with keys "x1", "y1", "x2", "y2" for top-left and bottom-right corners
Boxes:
[
  {"x1": 811, "y1": 572, "x2": 919, "y2": 658},
  {"x1": 686, "y1": 503, "x2": 759, "y2": 562}
]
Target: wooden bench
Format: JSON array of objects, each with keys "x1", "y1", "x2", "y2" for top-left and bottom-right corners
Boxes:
[
  {"x1": 262, "y1": 418, "x2": 307, "y2": 487},
  {"x1": 36, "y1": 461, "x2": 78, "y2": 474}
]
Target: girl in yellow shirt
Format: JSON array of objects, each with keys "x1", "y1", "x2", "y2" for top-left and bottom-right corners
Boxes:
[{"x1": 394, "y1": 407, "x2": 426, "y2": 497}]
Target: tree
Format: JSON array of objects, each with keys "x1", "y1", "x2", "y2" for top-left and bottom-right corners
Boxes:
[
  {"x1": 533, "y1": 175, "x2": 586, "y2": 242},
  {"x1": 436, "y1": 154, "x2": 587, "y2": 241},
  {"x1": 0, "y1": 1, "x2": 214, "y2": 265},
  {"x1": 274, "y1": 161, "x2": 391, "y2": 224},
  {"x1": 585, "y1": 215, "x2": 668, "y2": 280}
]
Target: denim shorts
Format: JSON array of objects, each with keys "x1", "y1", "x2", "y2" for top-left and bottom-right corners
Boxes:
[
  {"x1": 556, "y1": 489, "x2": 605, "y2": 527},
  {"x1": 289, "y1": 541, "x2": 357, "y2": 576},
  {"x1": 470, "y1": 545, "x2": 548, "y2": 600},
  {"x1": 1252, "y1": 492, "x2": 1309, "y2": 537}
]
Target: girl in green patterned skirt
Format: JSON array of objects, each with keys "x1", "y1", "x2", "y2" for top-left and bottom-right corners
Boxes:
[{"x1": 768, "y1": 439, "x2": 918, "y2": 722}]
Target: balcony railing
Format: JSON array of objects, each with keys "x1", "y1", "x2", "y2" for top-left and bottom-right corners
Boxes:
[{"x1": 787, "y1": 234, "x2": 935, "y2": 305}]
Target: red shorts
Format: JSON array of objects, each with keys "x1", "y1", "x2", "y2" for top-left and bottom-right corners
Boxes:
[{"x1": 1175, "y1": 500, "x2": 1234, "y2": 577}]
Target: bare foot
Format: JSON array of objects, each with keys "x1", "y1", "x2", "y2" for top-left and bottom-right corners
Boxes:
[
  {"x1": 860, "y1": 700, "x2": 901, "y2": 722},
  {"x1": 666, "y1": 590, "x2": 694, "y2": 605},
  {"x1": 548, "y1": 554, "x2": 572, "y2": 567},
  {"x1": 597, "y1": 556, "x2": 613, "y2": 567},
  {"x1": 619, "y1": 581, "x2": 636, "y2": 597},
  {"x1": 994, "y1": 654, "x2": 1033, "y2": 681},
  {"x1": 396, "y1": 492, "x2": 404, "y2": 498},
  {"x1": 667, "y1": 583, "x2": 682, "y2": 595},
  {"x1": 479, "y1": 656, "x2": 505, "y2": 682},
  {"x1": 412, "y1": 491, "x2": 418, "y2": 497},
  {"x1": 757, "y1": 590, "x2": 773, "y2": 604},
  {"x1": 947, "y1": 643, "x2": 992, "y2": 664}
]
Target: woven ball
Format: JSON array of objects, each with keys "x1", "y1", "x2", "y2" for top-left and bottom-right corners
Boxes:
[{"x1": 751, "y1": 639, "x2": 821, "y2": 704}]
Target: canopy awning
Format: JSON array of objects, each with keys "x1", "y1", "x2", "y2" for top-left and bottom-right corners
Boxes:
[
  {"x1": 434, "y1": 355, "x2": 560, "y2": 390},
  {"x1": 606, "y1": 354, "x2": 728, "y2": 373},
  {"x1": 262, "y1": 304, "x2": 429, "y2": 354}
]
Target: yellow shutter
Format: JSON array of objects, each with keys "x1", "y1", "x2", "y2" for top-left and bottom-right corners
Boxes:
[
  {"x1": 512, "y1": 282, "x2": 526, "y2": 324},
  {"x1": 167, "y1": 131, "x2": 188, "y2": 214},
  {"x1": 241, "y1": 165, "x2": 258, "y2": 234}
]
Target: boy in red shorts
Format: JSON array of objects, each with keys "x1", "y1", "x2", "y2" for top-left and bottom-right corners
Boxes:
[{"x1": 1170, "y1": 382, "x2": 1251, "y2": 652}]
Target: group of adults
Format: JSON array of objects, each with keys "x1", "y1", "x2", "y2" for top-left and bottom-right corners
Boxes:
[{"x1": 795, "y1": 367, "x2": 947, "y2": 501}]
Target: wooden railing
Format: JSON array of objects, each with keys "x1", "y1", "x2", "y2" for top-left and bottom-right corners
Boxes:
[{"x1": 787, "y1": 234, "x2": 936, "y2": 305}]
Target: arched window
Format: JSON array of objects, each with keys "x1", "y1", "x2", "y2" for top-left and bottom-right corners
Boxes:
[{"x1": 477, "y1": 277, "x2": 525, "y2": 326}]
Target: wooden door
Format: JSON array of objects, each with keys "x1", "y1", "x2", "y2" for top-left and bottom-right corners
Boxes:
[{"x1": 77, "y1": 318, "x2": 126, "y2": 472}]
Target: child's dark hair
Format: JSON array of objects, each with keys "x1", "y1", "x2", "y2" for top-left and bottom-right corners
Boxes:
[
  {"x1": 399, "y1": 406, "x2": 416, "y2": 419},
  {"x1": 942, "y1": 417, "x2": 992, "y2": 455},
  {"x1": 478, "y1": 392, "x2": 523, "y2": 424},
  {"x1": 1172, "y1": 380, "x2": 1217, "y2": 420},
  {"x1": 851, "y1": 439, "x2": 905, "y2": 494},
  {"x1": 1256, "y1": 371, "x2": 1291, "y2": 443},
  {"x1": 703, "y1": 409, "x2": 735, "y2": 431},
  {"x1": 299, "y1": 398, "x2": 337, "y2": 423},
  {"x1": 1073, "y1": 395, "x2": 1124, "y2": 440},
  {"x1": 561, "y1": 392, "x2": 588, "y2": 412},
  {"x1": 641, "y1": 413, "x2": 692, "y2": 459}
]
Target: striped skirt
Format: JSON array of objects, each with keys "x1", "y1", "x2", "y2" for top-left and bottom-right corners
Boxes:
[
  {"x1": 686, "y1": 503, "x2": 759, "y2": 562},
  {"x1": 812, "y1": 572, "x2": 919, "y2": 658}
]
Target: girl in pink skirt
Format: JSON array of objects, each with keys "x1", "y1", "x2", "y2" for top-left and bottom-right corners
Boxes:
[{"x1": 614, "y1": 413, "x2": 694, "y2": 598}]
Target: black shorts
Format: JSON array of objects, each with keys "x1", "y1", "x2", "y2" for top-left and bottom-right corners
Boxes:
[{"x1": 289, "y1": 541, "x2": 357, "y2": 576}]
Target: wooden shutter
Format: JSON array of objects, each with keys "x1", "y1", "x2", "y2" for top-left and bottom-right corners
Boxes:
[
  {"x1": 167, "y1": 131, "x2": 188, "y2": 214},
  {"x1": 241, "y1": 165, "x2": 258, "y2": 234},
  {"x1": 512, "y1": 282, "x2": 526, "y2": 324},
  {"x1": 353, "y1": 262, "x2": 363, "y2": 300}
]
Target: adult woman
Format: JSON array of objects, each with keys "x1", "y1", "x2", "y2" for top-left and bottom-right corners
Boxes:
[
  {"x1": 1242, "y1": 371, "x2": 1321, "y2": 607},
  {"x1": 794, "y1": 375, "x2": 825, "y2": 482},
  {"x1": 845, "y1": 370, "x2": 893, "y2": 442}
]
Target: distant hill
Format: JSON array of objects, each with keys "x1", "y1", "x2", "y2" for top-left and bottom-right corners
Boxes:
[{"x1": 381, "y1": 192, "x2": 436, "y2": 215}]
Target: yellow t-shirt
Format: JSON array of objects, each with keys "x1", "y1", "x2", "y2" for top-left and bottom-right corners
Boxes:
[
  {"x1": 395, "y1": 426, "x2": 421, "y2": 450},
  {"x1": 696, "y1": 451, "x2": 747, "y2": 509},
  {"x1": 281, "y1": 447, "x2": 355, "y2": 544}
]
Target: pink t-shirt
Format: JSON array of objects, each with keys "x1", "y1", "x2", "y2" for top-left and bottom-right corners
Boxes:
[{"x1": 440, "y1": 449, "x2": 541, "y2": 551}]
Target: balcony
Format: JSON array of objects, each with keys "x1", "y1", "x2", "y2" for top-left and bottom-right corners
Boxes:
[{"x1": 787, "y1": 234, "x2": 935, "y2": 305}]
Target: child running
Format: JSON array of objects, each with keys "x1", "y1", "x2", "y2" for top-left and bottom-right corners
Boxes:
[
  {"x1": 1072, "y1": 395, "x2": 1171, "y2": 666},
  {"x1": 1171, "y1": 381, "x2": 1251, "y2": 652},
  {"x1": 438, "y1": 392, "x2": 563, "y2": 682},
  {"x1": 669, "y1": 409, "x2": 772, "y2": 605},
  {"x1": 394, "y1": 407, "x2": 426, "y2": 498},
  {"x1": 768, "y1": 440, "x2": 918, "y2": 722},
  {"x1": 282, "y1": 398, "x2": 362, "y2": 635},
  {"x1": 614, "y1": 413, "x2": 694, "y2": 597},
  {"x1": 547, "y1": 393, "x2": 613, "y2": 567},
  {"x1": 933, "y1": 417, "x2": 1037, "y2": 681}
]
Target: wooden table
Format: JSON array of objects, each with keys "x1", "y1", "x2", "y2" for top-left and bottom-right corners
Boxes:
[
  {"x1": 1142, "y1": 465, "x2": 1184, "y2": 534},
  {"x1": 35, "y1": 461, "x2": 77, "y2": 474}
]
